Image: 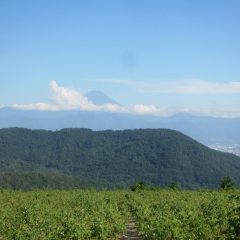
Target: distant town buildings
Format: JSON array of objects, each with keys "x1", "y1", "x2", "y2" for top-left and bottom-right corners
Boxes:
[{"x1": 208, "y1": 144, "x2": 240, "y2": 157}]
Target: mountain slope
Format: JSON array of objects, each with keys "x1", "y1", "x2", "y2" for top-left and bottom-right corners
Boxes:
[
  {"x1": 85, "y1": 91, "x2": 119, "y2": 105},
  {"x1": 0, "y1": 127, "x2": 240, "y2": 189}
]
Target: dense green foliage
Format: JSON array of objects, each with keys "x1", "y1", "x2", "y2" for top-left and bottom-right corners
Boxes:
[
  {"x1": 130, "y1": 190, "x2": 240, "y2": 239},
  {"x1": 1, "y1": 127, "x2": 240, "y2": 189},
  {"x1": 0, "y1": 190, "x2": 129, "y2": 239},
  {"x1": 220, "y1": 176, "x2": 235, "y2": 190},
  {"x1": 1, "y1": 189, "x2": 240, "y2": 239},
  {"x1": 0, "y1": 172, "x2": 97, "y2": 190}
]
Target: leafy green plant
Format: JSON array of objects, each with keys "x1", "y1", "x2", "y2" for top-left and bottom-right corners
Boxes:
[{"x1": 220, "y1": 176, "x2": 235, "y2": 190}]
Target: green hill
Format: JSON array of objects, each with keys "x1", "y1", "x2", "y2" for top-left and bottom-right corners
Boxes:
[{"x1": 0, "y1": 127, "x2": 240, "y2": 189}]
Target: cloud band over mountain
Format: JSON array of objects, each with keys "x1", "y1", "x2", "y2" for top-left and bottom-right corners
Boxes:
[
  {"x1": 5, "y1": 80, "x2": 240, "y2": 118},
  {"x1": 13, "y1": 81, "x2": 165, "y2": 115}
]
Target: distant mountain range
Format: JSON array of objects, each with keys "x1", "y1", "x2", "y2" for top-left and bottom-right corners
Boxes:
[
  {"x1": 0, "y1": 91, "x2": 240, "y2": 144},
  {"x1": 0, "y1": 127, "x2": 240, "y2": 190},
  {"x1": 1, "y1": 107, "x2": 240, "y2": 144}
]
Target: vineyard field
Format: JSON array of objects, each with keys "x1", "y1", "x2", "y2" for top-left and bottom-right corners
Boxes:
[
  {"x1": 0, "y1": 190, "x2": 128, "y2": 240},
  {"x1": 130, "y1": 190, "x2": 240, "y2": 239},
  {"x1": 0, "y1": 189, "x2": 240, "y2": 239}
]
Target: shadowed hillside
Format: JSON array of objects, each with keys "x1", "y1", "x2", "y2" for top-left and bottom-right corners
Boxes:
[{"x1": 0, "y1": 127, "x2": 240, "y2": 189}]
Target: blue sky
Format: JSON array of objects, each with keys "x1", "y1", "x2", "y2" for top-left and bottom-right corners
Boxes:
[{"x1": 1, "y1": 0, "x2": 240, "y2": 117}]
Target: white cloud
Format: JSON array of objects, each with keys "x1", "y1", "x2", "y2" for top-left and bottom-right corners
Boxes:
[
  {"x1": 169, "y1": 80, "x2": 240, "y2": 94},
  {"x1": 132, "y1": 104, "x2": 167, "y2": 116},
  {"x1": 97, "y1": 103, "x2": 129, "y2": 113},
  {"x1": 49, "y1": 80, "x2": 96, "y2": 110},
  {"x1": 189, "y1": 107, "x2": 240, "y2": 118},
  {"x1": 12, "y1": 103, "x2": 61, "y2": 111},
  {"x1": 92, "y1": 78, "x2": 240, "y2": 94},
  {"x1": 13, "y1": 81, "x2": 129, "y2": 113},
  {"x1": 138, "y1": 80, "x2": 240, "y2": 94},
  {"x1": 12, "y1": 81, "x2": 171, "y2": 116}
]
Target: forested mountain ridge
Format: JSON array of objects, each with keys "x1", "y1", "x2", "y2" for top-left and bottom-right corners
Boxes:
[{"x1": 0, "y1": 127, "x2": 240, "y2": 189}]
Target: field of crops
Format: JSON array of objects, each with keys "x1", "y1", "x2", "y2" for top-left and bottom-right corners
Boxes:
[
  {"x1": 0, "y1": 189, "x2": 240, "y2": 239},
  {"x1": 0, "y1": 190, "x2": 129, "y2": 240},
  {"x1": 130, "y1": 190, "x2": 240, "y2": 239}
]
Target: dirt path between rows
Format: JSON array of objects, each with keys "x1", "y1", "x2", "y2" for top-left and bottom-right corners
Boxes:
[{"x1": 120, "y1": 217, "x2": 143, "y2": 240}]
